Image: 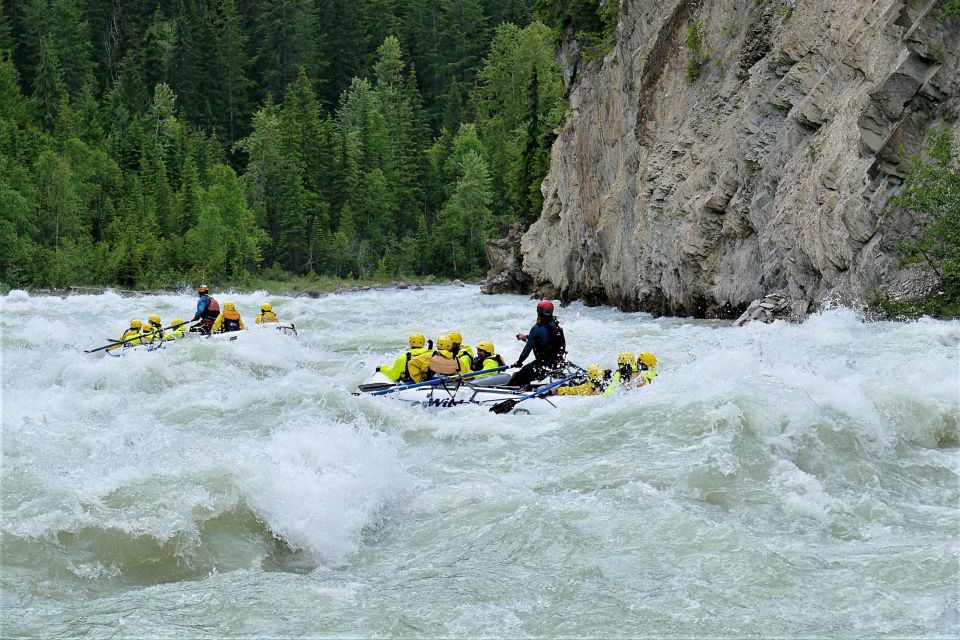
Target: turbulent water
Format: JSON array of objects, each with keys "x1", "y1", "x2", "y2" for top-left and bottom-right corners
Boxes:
[{"x1": 1, "y1": 286, "x2": 958, "y2": 637}]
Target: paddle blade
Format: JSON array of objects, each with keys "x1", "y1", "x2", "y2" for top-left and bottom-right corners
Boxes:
[{"x1": 489, "y1": 398, "x2": 519, "y2": 414}]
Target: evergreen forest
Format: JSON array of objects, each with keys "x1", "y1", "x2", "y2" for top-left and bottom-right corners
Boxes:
[{"x1": 0, "y1": 0, "x2": 612, "y2": 288}]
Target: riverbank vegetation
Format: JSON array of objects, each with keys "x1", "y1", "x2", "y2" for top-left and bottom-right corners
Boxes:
[
  {"x1": 875, "y1": 125, "x2": 960, "y2": 318},
  {"x1": 0, "y1": 0, "x2": 582, "y2": 290}
]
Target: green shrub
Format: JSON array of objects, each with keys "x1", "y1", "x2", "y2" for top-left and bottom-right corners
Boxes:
[
  {"x1": 685, "y1": 21, "x2": 708, "y2": 83},
  {"x1": 885, "y1": 125, "x2": 960, "y2": 317}
]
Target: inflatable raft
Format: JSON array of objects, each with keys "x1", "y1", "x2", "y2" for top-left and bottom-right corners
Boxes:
[{"x1": 355, "y1": 370, "x2": 578, "y2": 415}]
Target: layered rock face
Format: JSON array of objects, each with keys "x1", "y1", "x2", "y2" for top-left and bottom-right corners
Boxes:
[{"x1": 515, "y1": 0, "x2": 959, "y2": 317}]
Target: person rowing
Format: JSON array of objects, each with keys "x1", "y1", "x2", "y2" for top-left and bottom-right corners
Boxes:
[
  {"x1": 190, "y1": 285, "x2": 220, "y2": 335},
  {"x1": 508, "y1": 299, "x2": 567, "y2": 389},
  {"x1": 377, "y1": 333, "x2": 432, "y2": 383}
]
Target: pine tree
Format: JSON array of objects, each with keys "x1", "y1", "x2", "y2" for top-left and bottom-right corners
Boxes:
[
  {"x1": 49, "y1": 0, "x2": 95, "y2": 95},
  {"x1": 140, "y1": 7, "x2": 176, "y2": 92},
  {"x1": 517, "y1": 66, "x2": 539, "y2": 219},
  {"x1": 281, "y1": 66, "x2": 333, "y2": 271},
  {"x1": 439, "y1": 0, "x2": 490, "y2": 85},
  {"x1": 213, "y1": 0, "x2": 253, "y2": 148},
  {"x1": 0, "y1": 3, "x2": 12, "y2": 54},
  {"x1": 433, "y1": 149, "x2": 493, "y2": 276},
  {"x1": 237, "y1": 101, "x2": 306, "y2": 272},
  {"x1": 372, "y1": 37, "x2": 425, "y2": 239},
  {"x1": 316, "y1": 0, "x2": 364, "y2": 105},
  {"x1": 170, "y1": 0, "x2": 216, "y2": 130},
  {"x1": 33, "y1": 37, "x2": 65, "y2": 128},
  {"x1": 256, "y1": 0, "x2": 325, "y2": 99},
  {"x1": 34, "y1": 150, "x2": 83, "y2": 250},
  {"x1": 361, "y1": 0, "x2": 401, "y2": 63}
]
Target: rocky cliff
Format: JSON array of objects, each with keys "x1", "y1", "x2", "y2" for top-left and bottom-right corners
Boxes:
[{"x1": 503, "y1": 0, "x2": 959, "y2": 317}]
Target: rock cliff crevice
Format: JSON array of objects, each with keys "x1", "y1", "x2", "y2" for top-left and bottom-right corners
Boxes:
[{"x1": 499, "y1": 0, "x2": 959, "y2": 318}]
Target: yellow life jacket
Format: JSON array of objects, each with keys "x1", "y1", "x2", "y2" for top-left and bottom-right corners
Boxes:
[{"x1": 257, "y1": 311, "x2": 279, "y2": 324}]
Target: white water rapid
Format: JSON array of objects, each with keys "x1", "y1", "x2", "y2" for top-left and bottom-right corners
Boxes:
[{"x1": 2, "y1": 286, "x2": 958, "y2": 637}]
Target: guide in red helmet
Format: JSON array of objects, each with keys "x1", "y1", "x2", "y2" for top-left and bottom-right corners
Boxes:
[{"x1": 508, "y1": 299, "x2": 567, "y2": 388}]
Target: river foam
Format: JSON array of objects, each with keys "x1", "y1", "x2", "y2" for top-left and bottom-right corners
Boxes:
[{"x1": 1, "y1": 286, "x2": 957, "y2": 636}]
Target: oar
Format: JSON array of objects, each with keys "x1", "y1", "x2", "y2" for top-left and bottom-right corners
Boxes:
[
  {"x1": 371, "y1": 366, "x2": 508, "y2": 396},
  {"x1": 85, "y1": 321, "x2": 195, "y2": 353},
  {"x1": 488, "y1": 374, "x2": 579, "y2": 414}
]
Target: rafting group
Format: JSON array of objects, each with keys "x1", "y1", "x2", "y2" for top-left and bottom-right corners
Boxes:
[
  {"x1": 362, "y1": 300, "x2": 658, "y2": 413},
  {"x1": 89, "y1": 285, "x2": 294, "y2": 354}
]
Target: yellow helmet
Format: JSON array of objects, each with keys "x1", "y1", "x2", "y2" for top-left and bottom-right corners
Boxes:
[
  {"x1": 448, "y1": 331, "x2": 463, "y2": 345},
  {"x1": 587, "y1": 363, "x2": 603, "y2": 381},
  {"x1": 436, "y1": 334, "x2": 454, "y2": 352},
  {"x1": 148, "y1": 314, "x2": 161, "y2": 325},
  {"x1": 198, "y1": 284, "x2": 209, "y2": 294},
  {"x1": 618, "y1": 352, "x2": 636, "y2": 367},
  {"x1": 638, "y1": 352, "x2": 658, "y2": 367},
  {"x1": 129, "y1": 319, "x2": 143, "y2": 329},
  {"x1": 224, "y1": 301, "x2": 236, "y2": 311},
  {"x1": 171, "y1": 318, "x2": 185, "y2": 327},
  {"x1": 260, "y1": 303, "x2": 272, "y2": 312},
  {"x1": 409, "y1": 333, "x2": 426, "y2": 348},
  {"x1": 476, "y1": 340, "x2": 495, "y2": 354}
]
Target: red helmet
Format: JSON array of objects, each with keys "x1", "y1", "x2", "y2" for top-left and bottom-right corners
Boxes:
[{"x1": 536, "y1": 300, "x2": 554, "y2": 316}]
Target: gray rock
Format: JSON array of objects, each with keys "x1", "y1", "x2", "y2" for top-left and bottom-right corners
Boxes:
[
  {"x1": 482, "y1": 223, "x2": 533, "y2": 295},
  {"x1": 512, "y1": 0, "x2": 960, "y2": 318},
  {"x1": 733, "y1": 292, "x2": 802, "y2": 326}
]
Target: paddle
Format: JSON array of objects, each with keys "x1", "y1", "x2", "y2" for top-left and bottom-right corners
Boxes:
[
  {"x1": 85, "y1": 321, "x2": 196, "y2": 353},
  {"x1": 371, "y1": 365, "x2": 509, "y2": 396},
  {"x1": 488, "y1": 374, "x2": 579, "y2": 414}
]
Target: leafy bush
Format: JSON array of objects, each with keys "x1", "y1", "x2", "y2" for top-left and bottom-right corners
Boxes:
[{"x1": 882, "y1": 125, "x2": 960, "y2": 317}]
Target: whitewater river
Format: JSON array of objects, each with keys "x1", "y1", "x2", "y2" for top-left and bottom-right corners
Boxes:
[{"x1": 1, "y1": 286, "x2": 958, "y2": 637}]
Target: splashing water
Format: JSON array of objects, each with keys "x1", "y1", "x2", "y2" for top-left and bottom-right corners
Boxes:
[{"x1": 1, "y1": 287, "x2": 957, "y2": 637}]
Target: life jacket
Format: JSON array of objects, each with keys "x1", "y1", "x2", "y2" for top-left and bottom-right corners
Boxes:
[
  {"x1": 258, "y1": 311, "x2": 279, "y2": 324},
  {"x1": 534, "y1": 319, "x2": 566, "y2": 364},
  {"x1": 473, "y1": 353, "x2": 505, "y2": 375},
  {"x1": 200, "y1": 296, "x2": 221, "y2": 321},
  {"x1": 428, "y1": 351, "x2": 459, "y2": 376},
  {"x1": 115, "y1": 328, "x2": 141, "y2": 348},
  {"x1": 222, "y1": 310, "x2": 242, "y2": 332},
  {"x1": 399, "y1": 347, "x2": 431, "y2": 382},
  {"x1": 141, "y1": 324, "x2": 163, "y2": 342}
]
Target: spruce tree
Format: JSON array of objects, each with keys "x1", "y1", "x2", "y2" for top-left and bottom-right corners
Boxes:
[
  {"x1": 49, "y1": 0, "x2": 95, "y2": 95},
  {"x1": 213, "y1": 0, "x2": 253, "y2": 148},
  {"x1": 0, "y1": 3, "x2": 12, "y2": 54},
  {"x1": 33, "y1": 37, "x2": 65, "y2": 129},
  {"x1": 256, "y1": 0, "x2": 325, "y2": 99}
]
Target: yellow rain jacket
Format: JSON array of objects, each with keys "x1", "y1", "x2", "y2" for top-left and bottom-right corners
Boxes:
[
  {"x1": 164, "y1": 326, "x2": 187, "y2": 340},
  {"x1": 602, "y1": 370, "x2": 641, "y2": 396},
  {"x1": 379, "y1": 347, "x2": 431, "y2": 382},
  {"x1": 557, "y1": 381, "x2": 602, "y2": 396},
  {"x1": 407, "y1": 349, "x2": 468, "y2": 383},
  {"x1": 211, "y1": 310, "x2": 246, "y2": 333},
  {"x1": 472, "y1": 353, "x2": 506, "y2": 377},
  {"x1": 109, "y1": 328, "x2": 143, "y2": 350},
  {"x1": 453, "y1": 345, "x2": 475, "y2": 373},
  {"x1": 256, "y1": 311, "x2": 280, "y2": 324}
]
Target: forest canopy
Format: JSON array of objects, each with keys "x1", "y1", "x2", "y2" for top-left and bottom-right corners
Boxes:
[{"x1": 0, "y1": 0, "x2": 580, "y2": 288}]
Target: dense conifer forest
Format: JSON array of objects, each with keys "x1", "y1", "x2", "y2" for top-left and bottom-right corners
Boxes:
[{"x1": 0, "y1": 0, "x2": 613, "y2": 288}]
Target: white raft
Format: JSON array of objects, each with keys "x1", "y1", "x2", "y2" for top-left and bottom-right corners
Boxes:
[
  {"x1": 355, "y1": 371, "x2": 575, "y2": 415},
  {"x1": 199, "y1": 322, "x2": 298, "y2": 341},
  {"x1": 105, "y1": 323, "x2": 298, "y2": 355}
]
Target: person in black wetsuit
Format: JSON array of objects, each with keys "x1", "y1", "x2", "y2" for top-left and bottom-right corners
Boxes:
[{"x1": 508, "y1": 299, "x2": 567, "y2": 388}]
